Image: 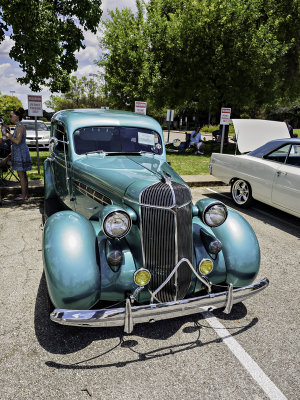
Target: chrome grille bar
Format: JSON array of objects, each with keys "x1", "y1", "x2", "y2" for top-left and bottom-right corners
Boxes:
[{"x1": 140, "y1": 180, "x2": 193, "y2": 302}]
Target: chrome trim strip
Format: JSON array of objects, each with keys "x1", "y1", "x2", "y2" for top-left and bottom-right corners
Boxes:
[
  {"x1": 73, "y1": 180, "x2": 113, "y2": 206},
  {"x1": 50, "y1": 278, "x2": 269, "y2": 333}
]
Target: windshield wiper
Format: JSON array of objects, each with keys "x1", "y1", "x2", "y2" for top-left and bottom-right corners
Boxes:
[
  {"x1": 85, "y1": 150, "x2": 106, "y2": 155},
  {"x1": 105, "y1": 151, "x2": 147, "y2": 156}
]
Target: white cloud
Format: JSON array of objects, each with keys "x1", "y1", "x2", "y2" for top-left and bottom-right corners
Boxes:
[
  {"x1": 0, "y1": 36, "x2": 14, "y2": 57},
  {"x1": 75, "y1": 30, "x2": 100, "y2": 62}
]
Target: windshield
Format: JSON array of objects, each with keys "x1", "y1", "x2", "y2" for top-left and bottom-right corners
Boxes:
[
  {"x1": 23, "y1": 121, "x2": 47, "y2": 131},
  {"x1": 73, "y1": 126, "x2": 163, "y2": 155}
]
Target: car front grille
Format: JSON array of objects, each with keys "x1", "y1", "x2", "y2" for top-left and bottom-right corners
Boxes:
[{"x1": 140, "y1": 180, "x2": 193, "y2": 302}]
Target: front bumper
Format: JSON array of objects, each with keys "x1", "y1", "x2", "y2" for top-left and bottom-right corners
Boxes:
[{"x1": 50, "y1": 277, "x2": 269, "y2": 333}]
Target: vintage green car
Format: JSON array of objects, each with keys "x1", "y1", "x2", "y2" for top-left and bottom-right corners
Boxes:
[{"x1": 43, "y1": 109, "x2": 268, "y2": 333}]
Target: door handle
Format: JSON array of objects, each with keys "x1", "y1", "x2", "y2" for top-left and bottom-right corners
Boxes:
[{"x1": 276, "y1": 171, "x2": 287, "y2": 176}]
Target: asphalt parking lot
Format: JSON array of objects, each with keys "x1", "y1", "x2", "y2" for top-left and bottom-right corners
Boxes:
[{"x1": 0, "y1": 188, "x2": 299, "y2": 400}]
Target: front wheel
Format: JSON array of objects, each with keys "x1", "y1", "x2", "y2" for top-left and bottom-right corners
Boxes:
[{"x1": 231, "y1": 179, "x2": 253, "y2": 208}]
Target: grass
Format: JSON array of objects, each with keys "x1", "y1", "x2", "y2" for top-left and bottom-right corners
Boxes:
[
  {"x1": 27, "y1": 150, "x2": 49, "y2": 180},
  {"x1": 166, "y1": 141, "x2": 237, "y2": 175}
]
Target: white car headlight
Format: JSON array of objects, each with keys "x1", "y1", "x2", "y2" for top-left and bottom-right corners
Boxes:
[
  {"x1": 203, "y1": 202, "x2": 228, "y2": 227},
  {"x1": 103, "y1": 211, "x2": 131, "y2": 238}
]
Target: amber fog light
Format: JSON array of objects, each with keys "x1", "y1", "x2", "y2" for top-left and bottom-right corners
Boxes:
[
  {"x1": 134, "y1": 269, "x2": 151, "y2": 286},
  {"x1": 199, "y1": 259, "x2": 214, "y2": 275}
]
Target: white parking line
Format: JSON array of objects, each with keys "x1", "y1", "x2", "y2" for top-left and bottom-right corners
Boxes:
[{"x1": 202, "y1": 311, "x2": 287, "y2": 400}]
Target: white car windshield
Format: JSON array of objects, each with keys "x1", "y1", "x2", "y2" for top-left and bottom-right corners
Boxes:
[{"x1": 23, "y1": 121, "x2": 47, "y2": 131}]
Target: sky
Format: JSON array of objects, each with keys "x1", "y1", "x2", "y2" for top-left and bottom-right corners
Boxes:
[{"x1": 0, "y1": 0, "x2": 137, "y2": 112}]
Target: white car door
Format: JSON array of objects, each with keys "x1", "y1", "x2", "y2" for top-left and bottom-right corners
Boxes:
[{"x1": 270, "y1": 144, "x2": 300, "y2": 215}]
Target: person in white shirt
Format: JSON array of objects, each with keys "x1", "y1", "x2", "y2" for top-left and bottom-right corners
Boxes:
[{"x1": 190, "y1": 127, "x2": 204, "y2": 154}]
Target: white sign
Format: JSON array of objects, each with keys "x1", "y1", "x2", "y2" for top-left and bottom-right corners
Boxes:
[
  {"x1": 135, "y1": 101, "x2": 147, "y2": 115},
  {"x1": 166, "y1": 109, "x2": 174, "y2": 121},
  {"x1": 138, "y1": 132, "x2": 155, "y2": 146},
  {"x1": 220, "y1": 107, "x2": 231, "y2": 125},
  {"x1": 28, "y1": 95, "x2": 43, "y2": 117}
]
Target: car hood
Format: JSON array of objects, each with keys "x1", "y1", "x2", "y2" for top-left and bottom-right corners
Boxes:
[
  {"x1": 232, "y1": 119, "x2": 290, "y2": 153},
  {"x1": 73, "y1": 154, "x2": 185, "y2": 203}
]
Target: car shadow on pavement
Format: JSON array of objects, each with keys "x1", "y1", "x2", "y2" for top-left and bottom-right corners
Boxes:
[
  {"x1": 35, "y1": 273, "x2": 258, "y2": 370},
  {"x1": 43, "y1": 312, "x2": 258, "y2": 370}
]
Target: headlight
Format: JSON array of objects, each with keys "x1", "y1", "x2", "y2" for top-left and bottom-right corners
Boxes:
[
  {"x1": 134, "y1": 268, "x2": 151, "y2": 286},
  {"x1": 103, "y1": 211, "x2": 131, "y2": 238},
  {"x1": 203, "y1": 202, "x2": 228, "y2": 227},
  {"x1": 199, "y1": 259, "x2": 214, "y2": 275}
]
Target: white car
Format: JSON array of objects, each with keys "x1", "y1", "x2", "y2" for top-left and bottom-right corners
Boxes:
[
  {"x1": 22, "y1": 120, "x2": 50, "y2": 149},
  {"x1": 209, "y1": 119, "x2": 300, "y2": 218}
]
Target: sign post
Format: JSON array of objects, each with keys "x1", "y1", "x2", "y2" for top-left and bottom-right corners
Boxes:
[
  {"x1": 134, "y1": 101, "x2": 147, "y2": 115},
  {"x1": 166, "y1": 109, "x2": 174, "y2": 142},
  {"x1": 219, "y1": 107, "x2": 231, "y2": 154},
  {"x1": 28, "y1": 95, "x2": 43, "y2": 174}
]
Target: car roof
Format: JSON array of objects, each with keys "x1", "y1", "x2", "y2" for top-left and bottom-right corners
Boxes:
[
  {"x1": 249, "y1": 138, "x2": 300, "y2": 157},
  {"x1": 52, "y1": 109, "x2": 162, "y2": 134}
]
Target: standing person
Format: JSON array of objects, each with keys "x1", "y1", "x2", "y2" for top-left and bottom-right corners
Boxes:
[
  {"x1": 190, "y1": 127, "x2": 205, "y2": 154},
  {"x1": 4, "y1": 108, "x2": 32, "y2": 201},
  {"x1": 284, "y1": 120, "x2": 294, "y2": 138}
]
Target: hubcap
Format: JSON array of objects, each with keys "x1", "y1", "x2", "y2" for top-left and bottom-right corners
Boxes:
[{"x1": 232, "y1": 180, "x2": 249, "y2": 204}]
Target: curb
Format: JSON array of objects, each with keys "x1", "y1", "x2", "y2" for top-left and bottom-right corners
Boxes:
[{"x1": 0, "y1": 178, "x2": 227, "y2": 198}]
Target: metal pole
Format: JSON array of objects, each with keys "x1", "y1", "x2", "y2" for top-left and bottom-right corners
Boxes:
[
  {"x1": 220, "y1": 124, "x2": 226, "y2": 154},
  {"x1": 167, "y1": 120, "x2": 170, "y2": 143},
  {"x1": 34, "y1": 116, "x2": 40, "y2": 174}
]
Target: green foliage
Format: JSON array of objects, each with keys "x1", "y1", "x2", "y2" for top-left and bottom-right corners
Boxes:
[
  {"x1": 99, "y1": 0, "x2": 300, "y2": 118},
  {"x1": 0, "y1": 0, "x2": 103, "y2": 92},
  {"x1": 0, "y1": 94, "x2": 23, "y2": 124},
  {"x1": 166, "y1": 141, "x2": 237, "y2": 175},
  {"x1": 45, "y1": 76, "x2": 108, "y2": 112}
]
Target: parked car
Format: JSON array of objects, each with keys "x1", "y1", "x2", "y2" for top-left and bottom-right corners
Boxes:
[
  {"x1": 22, "y1": 119, "x2": 50, "y2": 148},
  {"x1": 43, "y1": 109, "x2": 268, "y2": 333},
  {"x1": 209, "y1": 119, "x2": 300, "y2": 217}
]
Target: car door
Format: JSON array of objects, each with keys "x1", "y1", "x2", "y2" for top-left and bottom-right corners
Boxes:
[{"x1": 270, "y1": 144, "x2": 300, "y2": 215}]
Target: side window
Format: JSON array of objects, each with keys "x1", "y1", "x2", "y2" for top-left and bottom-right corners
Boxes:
[
  {"x1": 286, "y1": 145, "x2": 300, "y2": 167},
  {"x1": 55, "y1": 123, "x2": 68, "y2": 153},
  {"x1": 264, "y1": 144, "x2": 290, "y2": 164}
]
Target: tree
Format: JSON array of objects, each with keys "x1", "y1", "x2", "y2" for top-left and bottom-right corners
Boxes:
[
  {"x1": 0, "y1": 93, "x2": 23, "y2": 124},
  {"x1": 0, "y1": 0, "x2": 103, "y2": 92},
  {"x1": 45, "y1": 76, "x2": 108, "y2": 112},
  {"x1": 99, "y1": 0, "x2": 300, "y2": 119}
]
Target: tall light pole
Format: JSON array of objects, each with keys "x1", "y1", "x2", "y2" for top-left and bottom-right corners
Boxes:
[{"x1": 10, "y1": 91, "x2": 15, "y2": 96}]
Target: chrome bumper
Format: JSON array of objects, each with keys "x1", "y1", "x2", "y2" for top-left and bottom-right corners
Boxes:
[{"x1": 50, "y1": 277, "x2": 269, "y2": 333}]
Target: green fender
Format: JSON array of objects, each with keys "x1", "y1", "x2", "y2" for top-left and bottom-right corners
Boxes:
[
  {"x1": 211, "y1": 209, "x2": 260, "y2": 287},
  {"x1": 44, "y1": 158, "x2": 57, "y2": 200},
  {"x1": 43, "y1": 211, "x2": 101, "y2": 309}
]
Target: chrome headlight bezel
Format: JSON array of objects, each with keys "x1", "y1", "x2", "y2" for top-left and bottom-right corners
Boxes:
[
  {"x1": 202, "y1": 201, "x2": 228, "y2": 227},
  {"x1": 103, "y1": 210, "x2": 132, "y2": 239}
]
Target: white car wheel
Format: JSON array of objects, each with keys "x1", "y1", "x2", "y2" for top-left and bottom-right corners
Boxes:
[{"x1": 231, "y1": 179, "x2": 253, "y2": 207}]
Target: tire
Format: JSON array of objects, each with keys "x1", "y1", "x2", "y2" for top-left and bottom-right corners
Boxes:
[
  {"x1": 231, "y1": 179, "x2": 253, "y2": 208},
  {"x1": 43, "y1": 197, "x2": 62, "y2": 224}
]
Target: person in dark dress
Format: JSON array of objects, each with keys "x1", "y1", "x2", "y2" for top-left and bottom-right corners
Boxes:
[{"x1": 4, "y1": 108, "x2": 32, "y2": 201}]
